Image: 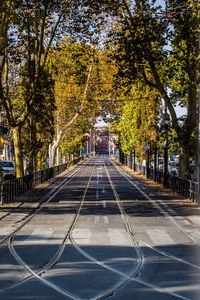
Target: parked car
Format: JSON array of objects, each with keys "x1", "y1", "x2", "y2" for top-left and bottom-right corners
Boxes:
[
  {"x1": 168, "y1": 161, "x2": 179, "y2": 175},
  {"x1": 0, "y1": 160, "x2": 16, "y2": 179}
]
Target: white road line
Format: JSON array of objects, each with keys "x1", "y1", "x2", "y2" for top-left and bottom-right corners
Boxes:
[
  {"x1": 23, "y1": 229, "x2": 54, "y2": 245},
  {"x1": 185, "y1": 229, "x2": 200, "y2": 239},
  {"x1": 112, "y1": 160, "x2": 200, "y2": 245},
  {"x1": 187, "y1": 216, "x2": 200, "y2": 226},
  {"x1": 72, "y1": 237, "x2": 190, "y2": 300},
  {"x1": 109, "y1": 228, "x2": 131, "y2": 246},
  {"x1": 103, "y1": 216, "x2": 109, "y2": 224},
  {"x1": 95, "y1": 216, "x2": 100, "y2": 222},
  {"x1": 72, "y1": 228, "x2": 90, "y2": 245},
  {"x1": 146, "y1": 229, "x2": 175, "y2": 246}
]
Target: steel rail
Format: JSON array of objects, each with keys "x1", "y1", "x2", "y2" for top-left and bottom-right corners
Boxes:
[
  {"x1": 6, "y1": 160, "x2": 96, "y2": 298},
  {"x1": 1, "y1": 158, "x2": 194, "y2": 300},
  {"x1": 45, "y1": 158, "x2": 190, "y2": 300},
  {"x1": 110, "y1": 160, "x2": 200, "y2": 270},
  {"x1": 101, "y1": 159, "x2": 190, "y2": 300},
  {"x1": 0, "y1": 159, "x2": 93, "y2": 296},
  {"x1": 70, "y1": 236, "x2": 190, "y2": 300},
  {"x1": 112, "y1": 159, "x2": 200, "y2": 247},
  {"x1": 0, "y1": 160, "x2": 87, "y2": 246},
  {"x1": 65, "y1": 158, "x2": 144, "y2": 300},
  {"x1": 6, "y1": 158, "x2": 143, "y2": 300}
]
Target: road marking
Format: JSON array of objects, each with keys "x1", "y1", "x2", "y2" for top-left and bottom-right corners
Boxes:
[
  {"x1": 103, "y1": 216, "x2": 109, "y2": 224},
  {"x1": 23, "y1": 228, "x2": 54, "y2": 244},
  {"x1": 187, "y1": 216, "x2": 200, "y2": 225},
  {"x1": 185, "y1": 229, "x2": 200, "y2": 239},
  {"x1": 111, "y1": 160, "x2": 200, "y2": 245},
  {"x1": 146, "y1": 229, "x2": 175, "y2": 246},
  {"x1": 108, "y1": 228, "x2": 131, "y2": 246},
  {"x1": 0, "y1": 227, "x2": 14, "y2": 239},
  {"x1": 95, "y1": 216, "x2": 100, "y2": 222},
  {"x1": 72, "y1": 229, "x2": 90, "y2": 245}
]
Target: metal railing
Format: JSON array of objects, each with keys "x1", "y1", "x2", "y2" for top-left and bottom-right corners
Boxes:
[
  {"x1": 122, "y1": 156, "x2": 198, "y2": 202},
  {"x1": 0, "y1": 157, "x2": 83, "y2": 205}
]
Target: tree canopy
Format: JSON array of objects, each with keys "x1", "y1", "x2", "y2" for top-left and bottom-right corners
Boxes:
[{"x1": 0, "y1": 0, "x2": 199, "y2": 179}]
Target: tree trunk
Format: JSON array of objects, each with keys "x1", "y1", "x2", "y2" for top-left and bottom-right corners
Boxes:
[
  {"x1": 13, "y1": 127, "x2": 24, "y2": 178},
  {"x1": 50, "y1": 60, "x2": 94, "y2": 167},
  {"x1": 51, "y1": 142, "x2": 57, "y2": 167},
  {"x1": 179, "y1": 140, "x2": 191, "y2": 179}
]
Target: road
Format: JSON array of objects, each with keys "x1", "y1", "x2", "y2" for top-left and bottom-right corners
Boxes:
[{"x1": 0, "y1": 158, "x2": 200, "y2": 299}]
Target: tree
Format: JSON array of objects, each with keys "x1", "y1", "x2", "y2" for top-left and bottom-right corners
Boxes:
[
  {"x1": 0, "y1": 0, "x2": 77, "y2": 177},
  {"x1": 100, "y1": 0, "x2": 199, "y2": 177},
  {"x1": 116, "y1": 81, "x2": 160, "y2": 160},
  {"x1": 48, "y1": 41, "x2": 101, "y2": 166},
  {"x1": 19, "y1": 64, "x2": 55, "y2": 172}
]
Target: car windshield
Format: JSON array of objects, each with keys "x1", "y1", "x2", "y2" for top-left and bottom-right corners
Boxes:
[
  {"x1": 0, "y1": 161, "x2": 14, "y2": 168},
  {"x1": 168, "y1": 162, "x2": 176, "y2": 167}
]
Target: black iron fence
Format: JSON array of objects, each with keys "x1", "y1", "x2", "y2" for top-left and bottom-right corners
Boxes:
[
  {"x1": 0, "y1": 157, "x2": 83, "y2": 205},
  {"x1": 122, "y1": 156, "x2": 198, "y2": 202}
]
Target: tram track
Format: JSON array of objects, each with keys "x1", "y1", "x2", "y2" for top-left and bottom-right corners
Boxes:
[
  {"x1": 111, "y1": 159, "x2": 200, "y2": 248},
  {"x1": 103, "y1": 160, "x2": 191, "y2": 300},
  {"x1": 0, "y1": 159, "x2": 93, "y2": 296},
  {"x1": 67, "y1": 158, "x2": 144, "y2": 300},
  {"x1": 36, "y1": 158, "x2": 192, "y2": 300},
  {"x1": 7, "y1": 158, "x2": 145, "y2": 300},
  {"x1": 0, "y1": 158, "x2": 199, "y2": 299},
  {"x1": 0, "y1": 160, "x2": 87, "y2": 246}
]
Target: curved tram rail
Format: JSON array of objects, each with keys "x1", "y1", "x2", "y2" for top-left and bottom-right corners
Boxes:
[
  {"x1": 69, "y1": 159, "x2": 196, "y2": 300},
  {"x1": 106, "y1": 159, "x2": 200, "y2": 299},
  {"x1": 0, "y1": 160, "x2": 92, "y2": 298},
  {"x1": 5, "y1": 159, "x2": 145, "y2": 300},
  {"x1": 0, "y1": 158, "x2": 199, "y2": 299}
]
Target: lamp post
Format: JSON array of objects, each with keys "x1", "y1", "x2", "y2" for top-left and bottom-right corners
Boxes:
[{"x1": 161, "y1": 107, "x2": 170, "y2": 187}]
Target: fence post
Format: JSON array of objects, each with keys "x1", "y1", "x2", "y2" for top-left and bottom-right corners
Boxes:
[
  {"x1": 133, "y1": 149, "x2": 136, "y2": 171},
  {"x1": 154, "y1": 146, "x2": 157, "y2": 181},
  {"x1": 130, "y1": 150, "x2": 132, "y2": 169},
  {"x1": 145, "y1": 149, "x2": 150, "y2": 178}
]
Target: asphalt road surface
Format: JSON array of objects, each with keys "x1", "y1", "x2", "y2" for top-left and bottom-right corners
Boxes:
[{"x1": 0, "y1": 158, "x2": 200, "y2": 300}]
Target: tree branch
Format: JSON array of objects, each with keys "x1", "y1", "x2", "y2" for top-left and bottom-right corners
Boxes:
[
  {"x1": 38, "y1": 6, "x2": 47, "y2": 68},
  {"x1": 52, "y1": 59, "x2": 94, "y2": 154},
  {"x1": 42, "y1": 0, "x2": 74, "y2": 69}
]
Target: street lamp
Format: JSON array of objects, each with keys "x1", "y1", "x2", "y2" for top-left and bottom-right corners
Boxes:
[{"x1": 161, "y1": 107, "x2": 170, "y2": 187}]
